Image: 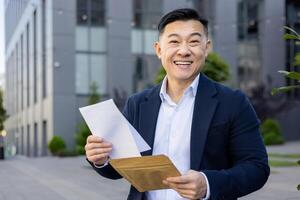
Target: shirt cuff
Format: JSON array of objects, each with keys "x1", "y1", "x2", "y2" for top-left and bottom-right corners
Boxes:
[
  {"x1": 200, "y1": 172, "x2": 210, "y2": 200},
  {"x1": 93, "y1": 158, "x2": 110, "y2": 169}
]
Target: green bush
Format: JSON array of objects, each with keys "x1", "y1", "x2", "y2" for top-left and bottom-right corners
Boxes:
[
  {"x1": 75, "y1": 123, "x2": 91, "y2": 155},
  {"x1": 75, "y1": 145, "x2": 85, "y2": 155},
  {"x1": 74, "y1": 82, "x2": 99, "y2": 155},
  {"x1": 260, "y1": 119, "x2": 284, "y2": 145},
  {"x1": 48, "y1": 136, "x2": 66, "y2": 155}
]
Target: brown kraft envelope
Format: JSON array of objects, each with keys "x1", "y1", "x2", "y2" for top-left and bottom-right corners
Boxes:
[{"x1": 109, "y1": 155, "x2": 181, "y2": 192}]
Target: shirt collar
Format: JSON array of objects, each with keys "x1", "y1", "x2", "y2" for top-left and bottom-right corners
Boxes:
[{"x1": 159, "y1": 74, "x2": 200, "y2": 102}]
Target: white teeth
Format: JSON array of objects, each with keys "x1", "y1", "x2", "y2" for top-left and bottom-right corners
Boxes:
[{"x1": 174, "y1": 61, "x2": 192, "y2": 65}]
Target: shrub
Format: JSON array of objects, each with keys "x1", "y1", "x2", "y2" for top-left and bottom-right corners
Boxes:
[
  {"x1": 48, "y1": 136, "x2": 66, "y2": 155},
  {"x1": 260, "y1": 119, "x2": 284, "y2": 145},
  {"x1": 74, "y1": 82, "x2": 100, "y2": 155},
  {"x1": 75, "y1": 145, "x2": 85, "y2": 155},
  {"x1": 75, "y1": 123, "x2": 90, "y2": 155}
]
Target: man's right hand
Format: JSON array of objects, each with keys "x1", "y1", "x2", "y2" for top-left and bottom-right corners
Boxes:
[{"x1": 85, "y1": 135, "x2": 113, "y2": 166}]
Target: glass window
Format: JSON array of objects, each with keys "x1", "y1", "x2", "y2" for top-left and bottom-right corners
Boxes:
[
  {"x1": 76, "y1": 54, "x2": 89, "y2": 94},
  {"x1": 76, "y1": 53, "x2": 107, "y2": 94},
  {"x1": 90, "y1": 54, "x2": 107, "y2": 94},
  {"x1": 77, "y1": 0, "x2": 105, "y2": 26},
  {"x1": 33, "y1": 10, "x2": 37, "y2": 103},
  {"x1": 144, "y1": 30, "x2": 157, "y2": 55},
  {"x1": 237, "y1": 0, "x2": 260, "y2": 41},
  {"x1": 131, "y1": 29, "x2": 157, "y2": 55},
  {"x1": 77, "y1": 0, "x2": 88, "y2": 25},
  {"x1": 75, "y1": 26, "x2": 89, "y2": 51},
  {"x1": 131, "y1": 29, "x2": 142, "y2": 54},
  {"x1": 90, "y1": 27, "x2": 106, "y2": 52},
  {"x1": 133, "y1": 0, "x2": 162, "y2": 29},
  {"x1": 237, "y1": 0, "x2": 262, "y2": 88},
  {"x1": 91, "y1": 0, "x2": 105, "y2": 26},
  {"x1": 247, "y1": 1, "x2": 259, "y2": 38}
]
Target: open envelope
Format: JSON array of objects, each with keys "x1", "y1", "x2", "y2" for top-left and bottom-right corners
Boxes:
[{"x1": 109, "y1": 155, "x2": 181, "y2": 192}]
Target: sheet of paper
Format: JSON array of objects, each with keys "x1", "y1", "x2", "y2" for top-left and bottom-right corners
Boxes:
[{"x1": 79, "y1": 99, "x2": 151, "y2": 159}]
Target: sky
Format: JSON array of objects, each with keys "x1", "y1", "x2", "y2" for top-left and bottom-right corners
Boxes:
[{"x1": 0, "y1": 1, "x2": 5, "y2": 74}]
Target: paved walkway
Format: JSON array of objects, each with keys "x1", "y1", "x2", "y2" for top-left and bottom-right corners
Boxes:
[{"x1": 0, "y1": 141, "x2": 299, "y2": 200}]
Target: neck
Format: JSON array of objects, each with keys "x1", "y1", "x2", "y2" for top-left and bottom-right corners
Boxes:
[{"x1": 166, "y1": 77, "x2": 195, "y2": 103}]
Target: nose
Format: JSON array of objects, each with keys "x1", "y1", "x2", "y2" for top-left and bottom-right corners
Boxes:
[{"x1": 177, "y1": 43, "x2": 191, "y2": 57}]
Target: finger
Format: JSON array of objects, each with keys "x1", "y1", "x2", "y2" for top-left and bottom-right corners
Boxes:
[
  {"x1": 87, "y1": 135, "x2": 103, "y2": 143},
  {"x1": 166, "y1": 181, "x2": 193, "y2": 190},
  {"x1": 173, "y1": 183, "x2": 195, "y2": 190},
  {"x1": 87, "y1": 153, "x2": 109, "y2": 163},
  {"x1": 166, "y1": 175, "x2": 190, "y2": 184},
  {"x1": 172, "y1": 187, "x2": 198, "y2": 200},
  {"x1": 86, "y1": 147, "x2": 112, "y2": 157},
  {"x1": 85, "y1": 142, "x2": 112, "y2": 151},
  {"x1": 167, "y1": 185, "x2": 195, "y2": 200}
]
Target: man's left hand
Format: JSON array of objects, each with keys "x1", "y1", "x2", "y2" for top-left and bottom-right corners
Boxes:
[{"x1": 163, "y1": 170, "x2": 207, "y2": 199}]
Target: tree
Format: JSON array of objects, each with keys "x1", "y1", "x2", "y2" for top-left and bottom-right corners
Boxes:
[
  {"x1": 88, "y1": 82, "x2": 101, "y2": 105},
  {"x1": 0, "y1": 89, "x2": 7, "y2": 131},
  {"x1": 271, "y1": 26, "x2": 300, "y2": 191},
  {"x1": 272, "y1": 26, "x2": 300, "y2": 95},
  {"x1": 154, "y1": 52, "x2": 230, "y2": 84}
]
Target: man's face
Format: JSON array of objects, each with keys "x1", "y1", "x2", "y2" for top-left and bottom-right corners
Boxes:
[{"x1": 155, "y1": 20, "x2": 211, "y2": 85}]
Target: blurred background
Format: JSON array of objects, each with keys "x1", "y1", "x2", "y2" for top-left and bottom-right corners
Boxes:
[{"x1": 0, "y1": 0, "x2": 299, "y2": 166}]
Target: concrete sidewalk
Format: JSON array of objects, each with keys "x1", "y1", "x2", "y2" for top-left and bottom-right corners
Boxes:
[
  {"x1": 240, "y1": 141, "x2": 300, "y2": 200},
  {"x1": 0, "y1": 156, "x2": 130, "y2": 200},
  {"x1": 0, "y1": 141, "x2": 299, "y2": 200}
]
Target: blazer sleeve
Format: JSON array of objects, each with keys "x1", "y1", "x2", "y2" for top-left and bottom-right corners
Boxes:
[
  {"x1": 202, "y1": 91, "x2": 270, "y2": 199},
  {"x1": 86, "y1": 96, "x2": 135, "y2": 180}
]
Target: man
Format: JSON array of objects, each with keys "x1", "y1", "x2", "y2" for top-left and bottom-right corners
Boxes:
[{"x1": 85, "y1": 8, "x2": 270, "y2": 200}]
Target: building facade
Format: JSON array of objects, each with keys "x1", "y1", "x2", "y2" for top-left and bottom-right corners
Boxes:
[{"x1": 4, "y1": 0, "x2": 299, "y2": 157}]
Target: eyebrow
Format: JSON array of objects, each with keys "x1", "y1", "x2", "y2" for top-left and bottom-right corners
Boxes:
[{"x1": 167, "y1": 32, "x2": 203, "y2": 38}]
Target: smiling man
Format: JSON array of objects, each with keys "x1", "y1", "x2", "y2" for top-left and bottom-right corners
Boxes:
[{"x1": 85, "y1": 8, "x2": 270, "y2": 200}]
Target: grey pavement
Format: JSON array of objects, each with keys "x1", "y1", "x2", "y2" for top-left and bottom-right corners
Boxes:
[{"x1": 0, "y1": 141, "x2": 300, "y2": 200}]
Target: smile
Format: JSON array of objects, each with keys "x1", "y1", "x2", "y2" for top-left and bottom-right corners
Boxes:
[{"x1": 173, "y1": 61, "x2": 193, "y2": 65}]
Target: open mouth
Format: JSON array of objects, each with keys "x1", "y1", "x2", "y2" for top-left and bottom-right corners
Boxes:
[{"x1": 173, "y1": 61, "x2": 193, "y2": 68}]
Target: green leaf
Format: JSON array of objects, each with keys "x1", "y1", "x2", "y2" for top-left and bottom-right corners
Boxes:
[
  {"x1": 298, "y1": 160, "x2": 300, "y2": 165},
  {"x1": 294, "y1": 53, "x2": 300, "y2": 66},
  {"x1": 296, "y1": 41, "x2": 300, "y2": 45},
  {"x1": 278, "y1": 71, "x2": 300, "y2": 80},
  {"x1": 284, "y1": 26, "x2": 300, "y2": 38},
  {"x1": 298, "y1": 184, "x2": 300, "y2": 191},
  {"x1": 283, "y1": 33, "x2": 300, "y2": 40},
  {"x1": 271, "y1": 85, "x2": 300, "y2": 95}
]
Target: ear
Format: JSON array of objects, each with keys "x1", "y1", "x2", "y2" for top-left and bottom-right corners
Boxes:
[
  {"x1": 204, "y1": 40, "x2": 212, "y2": 57},
  {"x1": 154, "y1": 41, "x2": 161, "y2": 59}
]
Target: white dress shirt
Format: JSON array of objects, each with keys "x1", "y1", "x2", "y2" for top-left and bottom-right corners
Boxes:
[{"x1": 146, "y1": 74, "x2": 210, "y2": 200}]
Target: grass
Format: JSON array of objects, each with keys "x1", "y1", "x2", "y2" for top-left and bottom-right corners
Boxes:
[
  {"x1": 268, "y1": 153, "x2": 300, "y2": 159},
  {"x1": 269, "y1": 160, "x2": 299, "y2": 167}
]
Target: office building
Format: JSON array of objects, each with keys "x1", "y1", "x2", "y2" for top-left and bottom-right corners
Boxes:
[{"x1": 4, "y1": 0, "x2": 299, "y2": 157}]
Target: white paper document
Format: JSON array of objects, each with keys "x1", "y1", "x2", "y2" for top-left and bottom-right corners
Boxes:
[{"x1": 79, "y1": 99, "x2": 151, "y2": 159}]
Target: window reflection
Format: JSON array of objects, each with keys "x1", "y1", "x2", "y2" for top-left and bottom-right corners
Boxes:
[
  {"x1": 132, "y1": 0, "x2": 162, "y2": 91},
  {"x1": 237, "y1": 0, "x2": 262, "y2": 90},
  {"x1": 76, "y1": 0, "x2": 107, "y2": 94}
]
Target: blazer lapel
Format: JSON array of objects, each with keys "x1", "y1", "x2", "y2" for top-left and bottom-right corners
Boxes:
[
  {"x1": 139, "y1": 86, "x2": 162, "y2": 156},
  {"x1": 190, "y1": 74, "x2": 219, "y2": 170}
]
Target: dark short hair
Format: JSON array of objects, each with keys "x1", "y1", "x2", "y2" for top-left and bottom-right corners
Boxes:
[{"x1": 158, "y1": 8, "x2": 208, "y2": 36}]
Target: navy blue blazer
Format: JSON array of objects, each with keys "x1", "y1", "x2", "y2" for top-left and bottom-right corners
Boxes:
[{"x1": 91, "y1": 74, "x2": 270, "y2": 200}]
